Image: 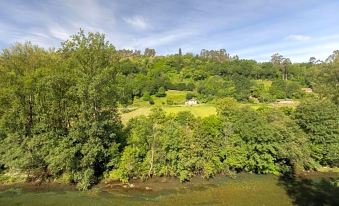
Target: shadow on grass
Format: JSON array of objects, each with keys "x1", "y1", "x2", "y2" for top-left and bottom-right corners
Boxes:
[{"x1": 278, "y1": 174, "x2": 339, "y2": 206}]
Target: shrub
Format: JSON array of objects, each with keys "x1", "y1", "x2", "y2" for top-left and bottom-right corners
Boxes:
[
  {"x1": 155, "y1": 87, "x2": 166, "y2": 97},
  {"x1": 148, "y1": 98, "x2": 155, "y2": 105},
  {"x1": 142, "y1": 91, "x2": 151, "y2": 101}
]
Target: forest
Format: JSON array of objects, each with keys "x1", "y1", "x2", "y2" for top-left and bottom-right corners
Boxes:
[{"x1": 0, "y1": 30, "x2": 338, "y2": 190}]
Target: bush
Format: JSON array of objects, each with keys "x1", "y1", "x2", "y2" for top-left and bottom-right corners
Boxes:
[
  {"x1": 155, "y1": 87, "x2": 166, "y2": 97},
  {"x1": 142, "y1": 91, "x2": 151, "y2": 101},
  {"x1": 186, "y1": 92, "x2": 195, "y2": 100},
  {"x1": 121, "y1": 107, "x2": 137, "y2": 113},
  {"x1": 148, "y1": 98, "x2": 155, "y2": 105}
]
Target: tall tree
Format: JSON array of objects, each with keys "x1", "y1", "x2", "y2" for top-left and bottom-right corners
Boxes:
[
  {"x1": 0, "y1": 42, "x2": 55, "y2": 180},
  {"x1": 57, "y1": 30, "x2": 123, "y2": 189},
  {"x1": 271, "y1": 53, "x2": 290, "y2": 80},
  {"x1": 144, "y1": 48, "x2": 156, "y2": 57}
]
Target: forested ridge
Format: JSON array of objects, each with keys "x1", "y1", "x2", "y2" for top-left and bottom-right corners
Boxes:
[{"x1": 0, "y1": 30, "x2": 338, "y2": 190}]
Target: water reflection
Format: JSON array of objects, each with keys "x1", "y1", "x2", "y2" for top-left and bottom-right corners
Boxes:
[{"x1": 278, "y1": 173, "x2": 339, "y2": 206}]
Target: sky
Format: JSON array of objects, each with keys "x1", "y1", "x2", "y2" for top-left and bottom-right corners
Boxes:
[{"x1": 0, "y1": 0, "x2": 339, "y2": 62}]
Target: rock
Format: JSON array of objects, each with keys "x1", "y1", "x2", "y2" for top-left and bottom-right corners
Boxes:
[
  {"x1": 129, "y1": 183, "x2": 135, "y2": 188},
  {"x1": 145, "y1": 186, "x2": 152, "y2": 190}
]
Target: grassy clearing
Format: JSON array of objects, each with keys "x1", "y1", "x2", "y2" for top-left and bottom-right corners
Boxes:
[
  {"x1": 120, "y1": 104, "x2": 217, "y2": 124},
  {"x1": 120, "y1": 101, "x2": 299, "y2": 125},
  {"x1": 120, "y1": 107, "x2": 153, "y2": 124},
  {"x1": 133, "y1": 90, "x2": 188, "y2": 107},
  {"x1": 120, "y1": 89, "x2": 299, "y2": 125},
  {"x1": 164, "y1": 104, "x2": 216, "y2": 117},
  {"x1": 121, "y1": 90, "x2": 193, "y2": 124}
]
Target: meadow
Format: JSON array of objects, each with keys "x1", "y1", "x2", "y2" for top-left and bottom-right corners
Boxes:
[
  {"x1": 120, "y1": 90, "x2": 217, "y2": 124},
  {"x1": 119, "y1": 87, "x2": 299, "y2": 124}
]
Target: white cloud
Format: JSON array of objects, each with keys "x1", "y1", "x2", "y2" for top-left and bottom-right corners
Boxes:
[
  {"x1": 287, "y1": 34, "x2": 311, "y2": 41},
  {"x1": 49, "y1": 27, "x2": 70, "y2": 41},
  {"x1": 123, "y1": 16, "x2": 149, "y2": 30},
  {"x1": 243, "y1": 37, "x2": 339, "y2": 63},
  {"x1": 125, "y1": 30, "x2": 194, "y2": 49}
]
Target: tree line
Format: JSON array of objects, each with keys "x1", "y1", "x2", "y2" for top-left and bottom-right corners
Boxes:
[{"x1": 0, "y1": 30, "x2": 338, "y2": 190}]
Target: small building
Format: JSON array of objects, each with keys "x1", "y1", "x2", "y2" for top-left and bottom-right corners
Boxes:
[
  {"x1": 185, "y1": 98, "x2": 198, "y2": 106},
  {"x1": 301, "y1": 88, "x2": 313, "y2": 93},
  {"x1": 276, "y1": 99, "x2": 294, "y2": 104}
]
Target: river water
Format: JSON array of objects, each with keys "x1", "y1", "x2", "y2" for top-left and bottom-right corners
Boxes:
[{"x1": 0, "y1": 172, "x2": 338, "y2": 206}]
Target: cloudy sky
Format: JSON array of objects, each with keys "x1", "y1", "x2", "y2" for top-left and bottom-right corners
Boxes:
[{"x1": 0, "y1": 0, "x2": 339, "y2": 62}]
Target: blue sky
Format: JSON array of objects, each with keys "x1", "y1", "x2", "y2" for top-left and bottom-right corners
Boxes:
[{"x1": 0, "y1": 0, "x2": 339, "y2": 62}]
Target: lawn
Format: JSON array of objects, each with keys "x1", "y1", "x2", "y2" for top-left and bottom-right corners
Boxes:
[
  {"x1": 120, "y1": 104, "x2": 217, "y2": 124},
  {"x1": 164, "y1": 104, "x2": 216, "y2": 117},
  {"x1": 120, "y1": 90, "x2": 219, "y2": 124},
  {"x1": 119, "y1": 89, "x2": 299, "y2": 125},
  {"x1": 133, "y1": 90, "x2": 188, "y2": 107}
]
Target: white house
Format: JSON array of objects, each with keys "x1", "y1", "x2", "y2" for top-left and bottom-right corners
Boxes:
[{"x1": 185, "y1": 98, "x2": 198, "y2": 106}]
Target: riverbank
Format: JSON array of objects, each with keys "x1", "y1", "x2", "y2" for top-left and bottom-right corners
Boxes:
[
  {"x1": 1, "y1": 169, "x2": 338, "y2": 190},
  {"x1": 1, "y1": 172, "x2": 338, "y2": 206}
]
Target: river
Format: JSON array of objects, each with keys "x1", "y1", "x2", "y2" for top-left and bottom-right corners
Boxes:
[{"x1": 0, "y1": 172, "x2": 338, "y2": 206}]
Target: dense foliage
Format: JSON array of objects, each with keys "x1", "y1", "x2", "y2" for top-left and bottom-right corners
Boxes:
[
  {"x1": 0, "y1": 30, "x2": 338, "y2": 189},
  {"x1": 0, "y1": 31, "x2": 123, "y2": 190}
]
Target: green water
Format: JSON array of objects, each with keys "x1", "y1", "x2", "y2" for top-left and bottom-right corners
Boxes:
[{"x1": 0, "y1": 173, "x2": 338, "y2": 206}]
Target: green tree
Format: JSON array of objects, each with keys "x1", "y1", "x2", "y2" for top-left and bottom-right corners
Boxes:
[
  {"x1": 294, "y1": 99, "x2": 339, "y2": 166},
  {"x1": 0, "y1": 42, "x2": 56, "y2": 180},
  {"x1": 155, "y1": 87, "x2": 166, "y2": 97},
  {"x1": 57, "y1": 30, "x2": 123, "y2": 189}
]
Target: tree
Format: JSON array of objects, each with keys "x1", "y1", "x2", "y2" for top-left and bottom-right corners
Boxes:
[
  {"x1": 233, "y1": 76, "x2": 253, "y2": 101},
  {"x1": 189, "y1": 116, "x2": 224, "y2": 178},
  {"x1": 282, "y1": 58, "x2": 291, "y2": 80},
  {"x1": 325, "y1": 50, "x2": 339, "y2": 63},
  {"x1": 219, "y1": 106, "x2": 313, "y2": 174},
  {"x1": 142, "y1": 91, "x2": 151, "y2": 101},
  {"x1": 0, "y1": 42, "x2": 58, "y2": 180},
  {"x1": 308, "y1": 60, "x2": 339, "y2": 104},
  {"x1": 196, "y1": 76, "x2": 231, "y2": 100},
  {"x1": 309, "y1": 57, "x2": 317, "y2": 65},
  {"x1": 269, "y1": 79, "x2": 302, "y2": 99},
  {"x1": 0, "y1": 31, "x2": 124, "y2": 190},
  {"x1": 271, "y1": 53, "x2": 290, "y2": 80},
  {"x1": 110, "y1": 108, "x2": 169, "y2": 181},
  {"x1": 271, "y1": 53, "x2": 284, "y2": 66},
  {"x1": 200, "y1": 49, "x2": 230, "y2": 62},
  {"x1": 52, "y1": 30, "x2": 123, "y2": 189},
  {"x1": 294, "y1": 99, "x2": 339, "y2": 166},
  {"x1": 144, "y1": 48, "x2": 156, "y2": 57}
]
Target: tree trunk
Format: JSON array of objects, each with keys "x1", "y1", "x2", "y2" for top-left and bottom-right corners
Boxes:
[
  {"x1": 26, "y1": 94, "x2": 34, "y2": 137},
  {"x1": 148, "y1": 145, "x2": 154, "y2": 177}
]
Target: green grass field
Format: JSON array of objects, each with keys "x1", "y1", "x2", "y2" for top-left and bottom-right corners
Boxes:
[
  {"x1": 120, "y1": 104, "x2": 217, "y2": 124},
  {"x1": 120, "y1": 90, "x2": 219, "y2": 124},
  {"x1": 120, "y1": 89, "x2": 299, "y2": 125},
  {"x1": 133, "y1": 90, "x2": 188, "y2": 107}
]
